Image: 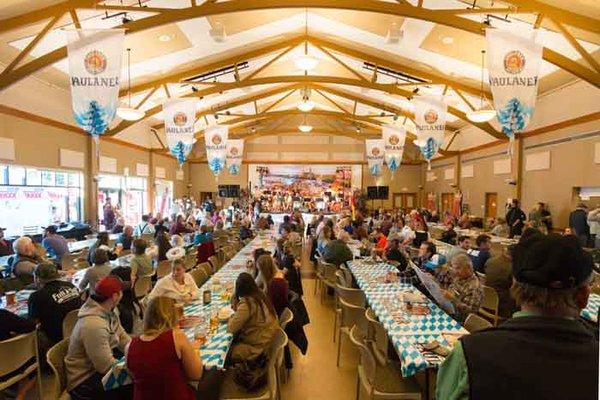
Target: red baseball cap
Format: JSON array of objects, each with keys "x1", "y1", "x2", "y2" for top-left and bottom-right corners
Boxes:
[{"x1": 94, "y1": 276, "x2": 125, "y2": 298}]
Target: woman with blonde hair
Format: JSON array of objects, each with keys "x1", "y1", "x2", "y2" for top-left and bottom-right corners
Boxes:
[{"x1": 126, "y1": 296, "x2": 202, "y2": 400}]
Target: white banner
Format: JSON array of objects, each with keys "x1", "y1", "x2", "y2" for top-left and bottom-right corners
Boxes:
[
  {"x1": 382, "y1": 124, "x2": 406, "y2": 172},
  {"x1": 226, "y1": 139, "x2": 244, "y2": 175},
  {"x1": 365, "y1": 139, "x2": 384, "y2": 176},
  {"x1": 67, "y1": 29, "x2": 124, "y2": 136},
  {"x1": 163, "y1": 99, "x2": 196, "y2": 166},
  {"x1": 487, "y1": 29, "x2": 542, "y2": 139},
  {"x1": 204, "y1": 125, "x2": 228, "y2": 176},
  {"x1": 414, "y1": 96, "x2": 447, "y2": 165}
]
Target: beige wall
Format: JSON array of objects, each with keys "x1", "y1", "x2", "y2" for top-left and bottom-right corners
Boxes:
[
  {"x1": 362, "y1": 164, "x2": 423, "y2": 209},
  {"x1": 0, "y1": 113, "x2": 188, "y2": 223}
]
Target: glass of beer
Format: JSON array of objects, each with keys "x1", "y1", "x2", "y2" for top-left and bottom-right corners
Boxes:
[{"x1": 5, "y1": 291, "x2": 16, "y2": 306}]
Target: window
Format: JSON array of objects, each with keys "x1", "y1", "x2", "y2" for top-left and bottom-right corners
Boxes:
[
  {"x1": 98, "y1": 174, "x2": 148, "y2": 227},
  {"x1": 0, "y1": 164, "x2": 84, "y2": 237}
]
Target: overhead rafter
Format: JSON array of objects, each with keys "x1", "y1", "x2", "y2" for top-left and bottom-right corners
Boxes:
[
  {"x1": 109, "y1": 75, "x2": 501, "y2": 139},
  {"x1": 0, "y1": 0, "x2": 598, "y2": 92},
  {"x1": 152, "y1": 83, "x2": 300, "y2": 129}
]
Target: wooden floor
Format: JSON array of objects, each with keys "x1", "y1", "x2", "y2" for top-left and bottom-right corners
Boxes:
[{"x1": 32, "y1": 278, "x2": 359, "y2": 400}]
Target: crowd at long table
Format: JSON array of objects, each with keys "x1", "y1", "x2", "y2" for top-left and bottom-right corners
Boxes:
[{"x1": 0, "y1": 202, "x2": 599, "y2": 400}]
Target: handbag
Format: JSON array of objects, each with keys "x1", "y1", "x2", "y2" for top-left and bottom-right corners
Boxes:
[{"x1": 231, "y1": 352, "x2": 268, "y2": 391}]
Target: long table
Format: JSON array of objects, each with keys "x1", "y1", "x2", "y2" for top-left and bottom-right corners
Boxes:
[
  {"x1": 348, "y1": 259, "x2": 468, "y2": 377},
  {"x1": 103, "y1": 228, "x2": 278, "y2": 390}
]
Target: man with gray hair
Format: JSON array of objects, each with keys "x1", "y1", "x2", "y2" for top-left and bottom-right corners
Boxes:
[
  {"x1": 437, "y1": 233, "x2": 598, "y2": 399},
  {"x1": 442, "y1": 253, "x2": 483, "y2": 322},
  {"x1": 8, "y1": 236, "x2": 38, "y2": 284}
]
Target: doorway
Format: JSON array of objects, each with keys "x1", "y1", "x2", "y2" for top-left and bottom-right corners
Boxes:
[
  {"x1": 485, "y1": 193, "x2": 498, "y2": 219},
  {"x1": 393, "y1": 193, "x2": 417, "y2": 210},
  {"x1": 441, "y1": 193, "x2": 454, "y2": 214}
]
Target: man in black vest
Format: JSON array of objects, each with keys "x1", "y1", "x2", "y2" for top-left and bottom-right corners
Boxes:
[{"x1": 436, "y1": 233, "x2": 598, "y2": 400}]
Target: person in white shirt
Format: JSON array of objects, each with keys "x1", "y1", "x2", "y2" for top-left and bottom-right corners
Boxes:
[
  {"x1": 149, "y1": 260, "x2": 199, "y2": 303},
  {"x1": 134, "y1": 214, "x2": 155, "y2": 237}
]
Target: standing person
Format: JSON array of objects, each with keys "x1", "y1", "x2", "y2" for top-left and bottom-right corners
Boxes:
[
  {"x1": 569, "y1": 203, "x2": 590, "y2": 247},
  {"x1": 41, "y1": 225, "x2": 69, "y2": 259},
  {"x1": 437, "y1": 234, "x2": 598, "y2": 400},
  {"x1": 103, "y1": 197, "x2": 116, "y2": 231},
  {"x1": 65, "y1": 276, "x2": 131, "y2": 400},
  {"x1": 29, "y1": 263, "x2": 82, "y2": 344},
  {"x1": 586, "y1": 205, "x2": 600, "y2": 248},
  {"x1": 134, "y1": 214, "x2": 155, "y2": 237},
  {"x1": 540, "y1": 203, "x2": 553, "y2": 234},
  {"x1": 0, "y1": 227, "x2": 13, "y2": 256},
  {"x1": 126, "y1": 296, "x2": 203, "y2": 400},
  {"x1": 505, "y1": 199, "x2": 526, "y2": 238}
]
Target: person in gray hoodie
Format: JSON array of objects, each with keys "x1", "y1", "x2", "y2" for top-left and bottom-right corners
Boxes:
[
  {"x1": 78, "y1": 247, "x2": 112, "y2": 292},
  {"x1": 65, "y1": 275, "x2": 131, "y2": 399}
]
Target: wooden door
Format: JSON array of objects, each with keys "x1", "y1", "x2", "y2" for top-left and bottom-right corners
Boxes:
[
  {"x1": 441, "y1": 193, "x2": 453, "y2": 214},
  {"x1": 393, "y1": 193, "x2": 417, "y2": 209},
  {"x1": 485, "y1": 193, "x2": 498, "y2": 219}
]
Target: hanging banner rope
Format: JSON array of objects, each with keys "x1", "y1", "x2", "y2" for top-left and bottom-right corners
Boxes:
[
  {"x1": 365, "y1": 139, "x2": 384, "y2": 176},
  {"x1": 382, "y1": 124, "x2": 406, "y2": 173},
  {"x1": 66, "y1": 29, "x2": 124, "y2": 138},
  {"x1": 414, "y1": 96, "x2": 447, "y2": 169},
  {"x1": 204, "y1": 125, "x2": 228, "y2": 177},
  {"x1": 487, "y1": 29, "x2": 542, "y2": 152},
  {"x1": 226, "y1": 139, "x2": 244, "y2": 175},
  {"x1": 163, "y1": 99, "x2": 196, "y2": 167}
]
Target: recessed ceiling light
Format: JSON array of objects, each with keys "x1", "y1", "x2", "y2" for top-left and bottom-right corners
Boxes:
[
  {"x1": 442, "y1": 36, "x2": 454, "y2": 45},
  {"x1": 158, "y1": 34, "x2": 172, "y2": 42}
]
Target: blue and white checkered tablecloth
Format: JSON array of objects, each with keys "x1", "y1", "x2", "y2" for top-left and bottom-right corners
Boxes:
[
  {"x1": 581, "y1": 293, "x2": 599, "y2": 323},
  {"x1": 349, "y1": 259, "x2": 467, "y2": 377},
  {"x1": 103, "y1": 229, "x2": 278, "y2": 390}
]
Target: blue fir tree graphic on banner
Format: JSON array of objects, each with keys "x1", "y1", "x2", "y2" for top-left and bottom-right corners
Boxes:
[
  {"x1": 208, "y1": 157, "x2": 225, "y2": 175},
  {"x1": 369, "y1": 164, "x2": 381, "y2": 176},
  {"x1": 497, "y1": 97, "x2": 533, "y2": 139},
  {"x1": 170, "y1": 141, "x2": 193, "y2": 166},
  {"x1": 228, "y1": 164, "x2": 240, "y2": 175},
  {"x1": 419, "y1": 137, "x2": 438, "y2": 170},
  {"x1": 74, "y1": 100, "x2": 109, "y2": 136},
  {"x1": 388, "y1": 157, "x2": 399, "y2": 173}
]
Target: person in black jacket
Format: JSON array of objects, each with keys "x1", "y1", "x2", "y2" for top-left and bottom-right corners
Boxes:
[
  {"x1": 569, "y1": 203, "x2": 589, "y2": 247},
  {"x1": 437, "y1": 233, "x2": 598, "y2": 400},
  {"x1": 505, "y1": 199, "x2": 526, "y2": 238}
]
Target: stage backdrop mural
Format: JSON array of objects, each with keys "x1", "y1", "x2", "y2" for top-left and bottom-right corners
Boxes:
[{"x1": 248, "y1": 164, "x2": 362, "y2": 202}]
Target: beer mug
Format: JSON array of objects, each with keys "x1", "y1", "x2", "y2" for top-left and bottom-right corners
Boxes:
[{"x1": 5, "y1": 291, "x2": 16, "y2": 306}]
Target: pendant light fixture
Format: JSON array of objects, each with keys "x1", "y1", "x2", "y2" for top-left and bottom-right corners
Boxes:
[
  {"x1": 467, "y1": 49, "x2": 496, "y2": 123},
  {"x1": 294, "y1": 9, "x2": 318, "y2": 72},
  {"x1": 117, "y1": 48, "x2": 145, "y2": 121},
  {"x1": 298, "y1": 114, "x2": 312, "y2": 133},
  {"x1": 297, "y1": 87, "x2": 315, "y2": 112}
]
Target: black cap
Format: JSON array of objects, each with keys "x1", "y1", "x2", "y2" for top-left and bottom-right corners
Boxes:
[
  {"x1": 45, "y1": 225, "x2": 57, "y2": 234},
  {"x1": 512, "y1": 233, "x2": 593, "y2": 289}
]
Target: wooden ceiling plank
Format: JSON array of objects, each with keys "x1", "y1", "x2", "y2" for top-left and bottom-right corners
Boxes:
[
  {"x1": 313, "y1": 44, "x2": 368, "y2": 82},
  {"x1": 135, "y1": 86, "x2": 159, "y2": 109},
  {"x1": 0, "y1": 0, "x2": 97, "y2": 34},
  {"x1": 1, "y1": 14, "x2": 62, "y2": 76},
  {"x1": 243, "y1": 45, "x2": 297, "y2": 81},
  {"x1": 163, "y1": 84, "x2": 172, "y2": 98},
  {"x1": 453, "y1": 88, "x2": 476, "y2": 111},
  {"x1": 69, "y1": 9, "x2": 82, "y2": 29},
  {"x1": 314, "y1": 89, "x2": 352, "y2": 114},
  {"x1": 260, "y1": 89, "x2": 297, "y2": 114},
  {"x1": 552, "y1": 19, "x2": 600, "y2": 74}
]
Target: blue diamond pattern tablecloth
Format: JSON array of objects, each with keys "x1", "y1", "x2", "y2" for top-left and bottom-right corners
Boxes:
[
  {"x1": 581, "y1": 293, "x2": 599, "y2": 323},
  {"x1": 349, "y1": 259, "x2": 467, "y2": 377},
  {"x1": 103, "y1": 229, "x2": 278, "y2": 390}
]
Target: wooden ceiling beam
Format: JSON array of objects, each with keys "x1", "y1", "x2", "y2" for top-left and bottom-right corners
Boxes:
[
  {"x1": 242, "y1": 44, "x2": 298, "y2": 81},
  {"x1": 152, "y1": 83, "x2": 300, "y2": 129},
  {"x1": 107, "y1": 75, "x2": 500, "y2": 139},
  {"x1": 0, "y1": 0, "x2": 598, "y2": 92},
  {"x1": 552, "y1": 19, "x2": 600, "y2": 74}
]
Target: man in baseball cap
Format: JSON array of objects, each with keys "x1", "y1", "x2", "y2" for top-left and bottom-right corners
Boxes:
[
  {"x1": 437, "y1": 233, "x2": 598, "y2": 399},
  {"x1": 65, "y1": 276, "x2": 131, "y2": 398},
  {"x1": 29, "y1": 263, "x2": 81, "y2": 344}
]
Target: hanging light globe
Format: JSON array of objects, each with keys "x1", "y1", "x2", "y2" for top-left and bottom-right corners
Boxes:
[
  {"x1": 294, "y1": 55, "x2": 318, "y2": 71},
  {"x1": 297, "y1": 99, "x2": 315, "y2": 112},
  {"x1": 117, "y1": 107, "x2": 145, "y2": 121},
  {"x1": 466, "y1": 107, "x2": 496, "y2": 123},
  {"x1": 298, "y1": 124, "x2": 313, "y2": 133}
]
